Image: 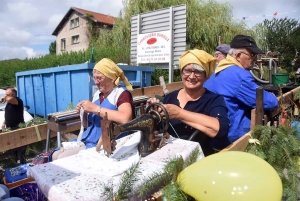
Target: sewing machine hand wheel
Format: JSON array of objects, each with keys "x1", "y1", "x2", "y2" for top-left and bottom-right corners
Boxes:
[{"x1": 145, "y1": 103, "x2": 169, "y2": 133}]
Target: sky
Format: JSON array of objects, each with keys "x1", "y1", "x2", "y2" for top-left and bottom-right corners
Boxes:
[{"x1": 0, "y1": 0, "x2": 299, "y2": 61}]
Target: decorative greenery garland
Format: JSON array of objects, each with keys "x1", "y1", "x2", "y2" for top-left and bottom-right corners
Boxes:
[
  {"x1": 246, "y1": 125, "x2": 300, "y2": 201},
  {"x1": 99, "y1": 148, "x2": 201, "y2": 200}
]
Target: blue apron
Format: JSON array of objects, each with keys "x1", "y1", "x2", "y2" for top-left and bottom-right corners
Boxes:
[{"x1": 81, "y1": 93, "x2": 118, "y2": 148}]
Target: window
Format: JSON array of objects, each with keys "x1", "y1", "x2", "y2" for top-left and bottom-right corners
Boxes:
[
  {"x1": 72, "y1": 35, "x2": 79, "y2": 44},
  {"x1": 61, "y1": 38, "x2": 66, "y2": 50},
  {"x1": 70, "y1": 17, "x2": 79, "y2": 29}
]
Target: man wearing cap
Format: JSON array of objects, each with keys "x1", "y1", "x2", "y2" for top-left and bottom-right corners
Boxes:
[
  {"x1": 215, "y1": 44, "x2": 230, "y2": 63},
  {"x1": 205, "y1": 35, "x2": 279, "y2": 144}
]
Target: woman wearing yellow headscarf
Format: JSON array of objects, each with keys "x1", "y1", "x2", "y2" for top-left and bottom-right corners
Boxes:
[
  {"x1": 148, "y1": 49, "x2": 230, "y2": 156},
  {"x1": 52, "y1": 58, "x2": 134, "y2": 160}
]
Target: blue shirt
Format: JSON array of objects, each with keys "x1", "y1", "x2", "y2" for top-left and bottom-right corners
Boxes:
[{"x1": 205, "y1": 65, "x2": 279, "y2": 143}]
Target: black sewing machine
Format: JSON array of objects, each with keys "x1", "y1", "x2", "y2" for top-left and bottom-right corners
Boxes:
[{"x1": 101, "y1": 103, "x2": 170, "y2": 157}]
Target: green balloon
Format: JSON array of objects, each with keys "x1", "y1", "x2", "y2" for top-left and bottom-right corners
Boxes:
[{"x1": 177, "y1": 151, "x2": 282, "y2": 201}]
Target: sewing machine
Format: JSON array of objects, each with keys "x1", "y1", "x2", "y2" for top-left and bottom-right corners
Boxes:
[{"x1": 101, "y1": 103, "x2": 170, "y2": 157}]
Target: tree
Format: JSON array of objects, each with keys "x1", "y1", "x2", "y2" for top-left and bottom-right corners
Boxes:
[
  {"x1": 254, "y1": 17, "x2": 300, "y2": 71},
  {"x1": 90, "y1": 0, "x2": 253, "y2": 57},
  {"x1": 49, "y1": 41, "x2": 56, "y2": 55}
]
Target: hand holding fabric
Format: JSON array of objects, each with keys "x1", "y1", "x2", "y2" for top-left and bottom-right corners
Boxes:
[{"x1": 76, "y1": 100, "x2": 98, "y2": 114}]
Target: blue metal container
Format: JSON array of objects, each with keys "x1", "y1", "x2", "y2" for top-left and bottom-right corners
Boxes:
[{"x1": 16, "y1": 63, "x2": 154, "y2": 117}]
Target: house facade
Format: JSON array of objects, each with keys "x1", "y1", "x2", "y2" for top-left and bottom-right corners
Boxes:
[{"x1": 52, "y1": 7, "x2": 116, "y2": 54}]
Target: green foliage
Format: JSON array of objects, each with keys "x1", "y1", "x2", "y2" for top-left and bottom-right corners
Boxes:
[
  {"x1": 100, "y1": 163, "x2": 141, "y2": 200},
  {"x1": 1, "y1": 117, "x2": 48, "y2": 133},
  {"x1": 138, "y1": 148, "x2": 201, "y2": 199},
  {"x1": 92, "y1": 0, "x2": 251, "y2": 56},
  {"x1": 49, "y1": 41, "x2": 56, "y2": 54},
  {"x1": 100, "y1": 148, "x2": 201, "y2": 200},
  {"x1": 66, "y1": 102, "x2": 75, "y2": 110},
  {"x1": 0, "y1": 0, "x2": 253, "y2": 88},
  {"x1": 0, "y1": 46, "x2": 129, "y2": 87},
  {"x1": 151, "y1": 68, "x2": 181, "y2": 86},
  {"x1": 246, "y1": 125, "x2": 300, "y2": 200},
  {"x1": 254, "y1": 17, "x2": 300, "y2": 71}
]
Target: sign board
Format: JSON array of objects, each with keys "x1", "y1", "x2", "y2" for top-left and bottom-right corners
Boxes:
[
  {"x1": 130, "y1": 4, "x2": 186, "y2": 83},
  {"x1": 137, "y1": 31, "x2": 171, "y2": 63}
]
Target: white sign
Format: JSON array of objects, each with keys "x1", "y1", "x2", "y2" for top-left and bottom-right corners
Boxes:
[{"x1": 137, "y1": 31, "x2": 171, "y2": 63}]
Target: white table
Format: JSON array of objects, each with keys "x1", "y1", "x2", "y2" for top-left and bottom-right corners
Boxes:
[{"x1": 28, "y1": 133, "x2": 204, "y2": 201}]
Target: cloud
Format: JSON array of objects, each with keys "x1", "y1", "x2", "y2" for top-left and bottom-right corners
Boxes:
[
  {"x1": 46, "y1": 14, "x2": 65, "y2": 35},
  {"x1": 0, "y1": 25, "x2": 32, "y2": 47},
  {"x1": 0, "y1": 46, "x2": 37, "y2": 60}
]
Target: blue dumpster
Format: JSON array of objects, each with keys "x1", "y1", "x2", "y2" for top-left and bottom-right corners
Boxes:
[{"x1": 16, "y1": 63, "x2": 154, "y2": 117}]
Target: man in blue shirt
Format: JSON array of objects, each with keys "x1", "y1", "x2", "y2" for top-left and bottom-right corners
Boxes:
[{"x1": 205, "y1": 35, "x2": 279, "y2": 143}]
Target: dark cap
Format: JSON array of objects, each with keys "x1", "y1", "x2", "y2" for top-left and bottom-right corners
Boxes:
[
  {"x1": 230, "y1": 35, "x2": 264, "y2": 54},
  {"x1": 216, "y1": 44, "x2": 230, "y2": 54}
]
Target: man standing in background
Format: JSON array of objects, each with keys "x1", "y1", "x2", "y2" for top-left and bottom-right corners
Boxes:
[
  {"x1": 1, "y1": 88, "x2": 24, "y2": 130},
  {"x1": 0, "y1": 88, "x2": 26, "y2": 164}
]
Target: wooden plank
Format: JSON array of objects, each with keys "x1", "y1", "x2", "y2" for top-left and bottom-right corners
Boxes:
[
  {"x1": 220, "y1": 132, "x2": 250, "y2": 152},
  {"x1": 256, "y1": 87, "x2": 264, "y2": 125},
  {"x1": 131, "y1": 88, "x2": 144, "y2": 97},
  {"x1": 166, "y1": 82, "x2": 183, "y2": 92},
  {"x1": 0, "y1": 123, "x2": 80, "y2": 152},
  {"x1": 250, "y1": 109, "x2": 256, "y2": 129},
  {"x1": 143, "y1": 85, "x2": 164, "y2": 97}
]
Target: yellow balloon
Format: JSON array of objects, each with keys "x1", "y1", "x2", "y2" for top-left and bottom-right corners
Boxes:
[{"x1": 177, "y1": 151, "x2": 282, "y2": 201}]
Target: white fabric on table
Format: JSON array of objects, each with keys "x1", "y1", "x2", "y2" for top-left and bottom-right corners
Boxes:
[
  {"x1": 62, "y1": 107, "x2": 85, "y2": 150},
  {"x1": 27, "y1": 131, "x2": 204, "y2": 201}
]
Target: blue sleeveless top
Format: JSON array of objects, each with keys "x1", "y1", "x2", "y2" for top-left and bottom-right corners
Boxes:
[{"x1": 81, "y1": 87, "x2": 128, "y2": 148}]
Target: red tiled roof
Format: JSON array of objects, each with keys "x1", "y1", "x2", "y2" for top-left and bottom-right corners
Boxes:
[
  {"x1": 52, "y1": 7, "x2": 117, "y2": 36},
  {"x1": 73, "y1": 7, "x2": 116, "y2": 25}
]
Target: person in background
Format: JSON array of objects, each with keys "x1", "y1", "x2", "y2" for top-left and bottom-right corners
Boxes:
[
  {"x1": 148, "y1": 49, "x2": 230, "y2": 156},
  {"x1": 205, "y1": 35, "x2": 279, "y2": 144},
  {"x1": 0, "y1": 88, "x2": 26, "y2": 164},
  {"x1": 52, "y1": 58, "x2": 135, "y2": 160},
  {"x1": 204, "y1": 44, "x2": 230, "y2": 89},
  {"x1": 214, "y1": 44, "x2": 230, "y2": 63},
  {"x1": 0, "y1": 88, "x2": 24, "y2": 130}
]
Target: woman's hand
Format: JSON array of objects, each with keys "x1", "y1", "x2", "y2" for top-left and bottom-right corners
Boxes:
[
  {"x1": 163, "y1": 104, "x2": 181, "y2": 119},
  {"x1": 76, "y1": 100, "x2": 97, "y2": 113},
  {"x1": 146, "y1": 97, "x2": 160, "y2": 107}
]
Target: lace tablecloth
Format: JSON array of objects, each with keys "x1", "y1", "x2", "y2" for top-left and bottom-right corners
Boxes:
[{"x1": 27, "y1": 132, "x2": 204, "y2": 201}]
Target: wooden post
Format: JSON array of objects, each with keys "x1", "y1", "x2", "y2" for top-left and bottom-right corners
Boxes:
[{"x1": 256, "y1": 87, "x2": 264, "y2": 125}]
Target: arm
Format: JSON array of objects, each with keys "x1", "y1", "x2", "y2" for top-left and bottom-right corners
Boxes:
[
  {"x1": 1, "y1": 120, "x2": 5, "y2": 130},
  {"x1": 77, "y1": 91, "x2": 133, "y2": 125},
  {"x1": 237, "y1": 74, "x2": 279, "y2": 110},
  {"x1": 163, "y1": 103, "x2": 228, "y2": 138},
  {"x1": 0, "y1": 96, "x2": 18, "y2": 105},
  {"x1": 98, "y1": 102, "x2": 132, "y2": 124}
]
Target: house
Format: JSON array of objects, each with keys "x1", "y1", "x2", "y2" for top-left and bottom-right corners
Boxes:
[{"x1": 52, "y1": 7, "x2": 116, "y2": 54}]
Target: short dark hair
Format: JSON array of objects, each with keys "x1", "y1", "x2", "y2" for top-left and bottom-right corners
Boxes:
[{"x1": 8, "y1": 88, "x2": 17, "y2": 96}]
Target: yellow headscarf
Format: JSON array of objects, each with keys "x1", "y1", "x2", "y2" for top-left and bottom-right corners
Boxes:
[
  {"x1": 93, "y1": 58, "x2": 133, "y2": 91},
  {"x1": 179, "y1": 49, "x2": 217, "y2": 79}
]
